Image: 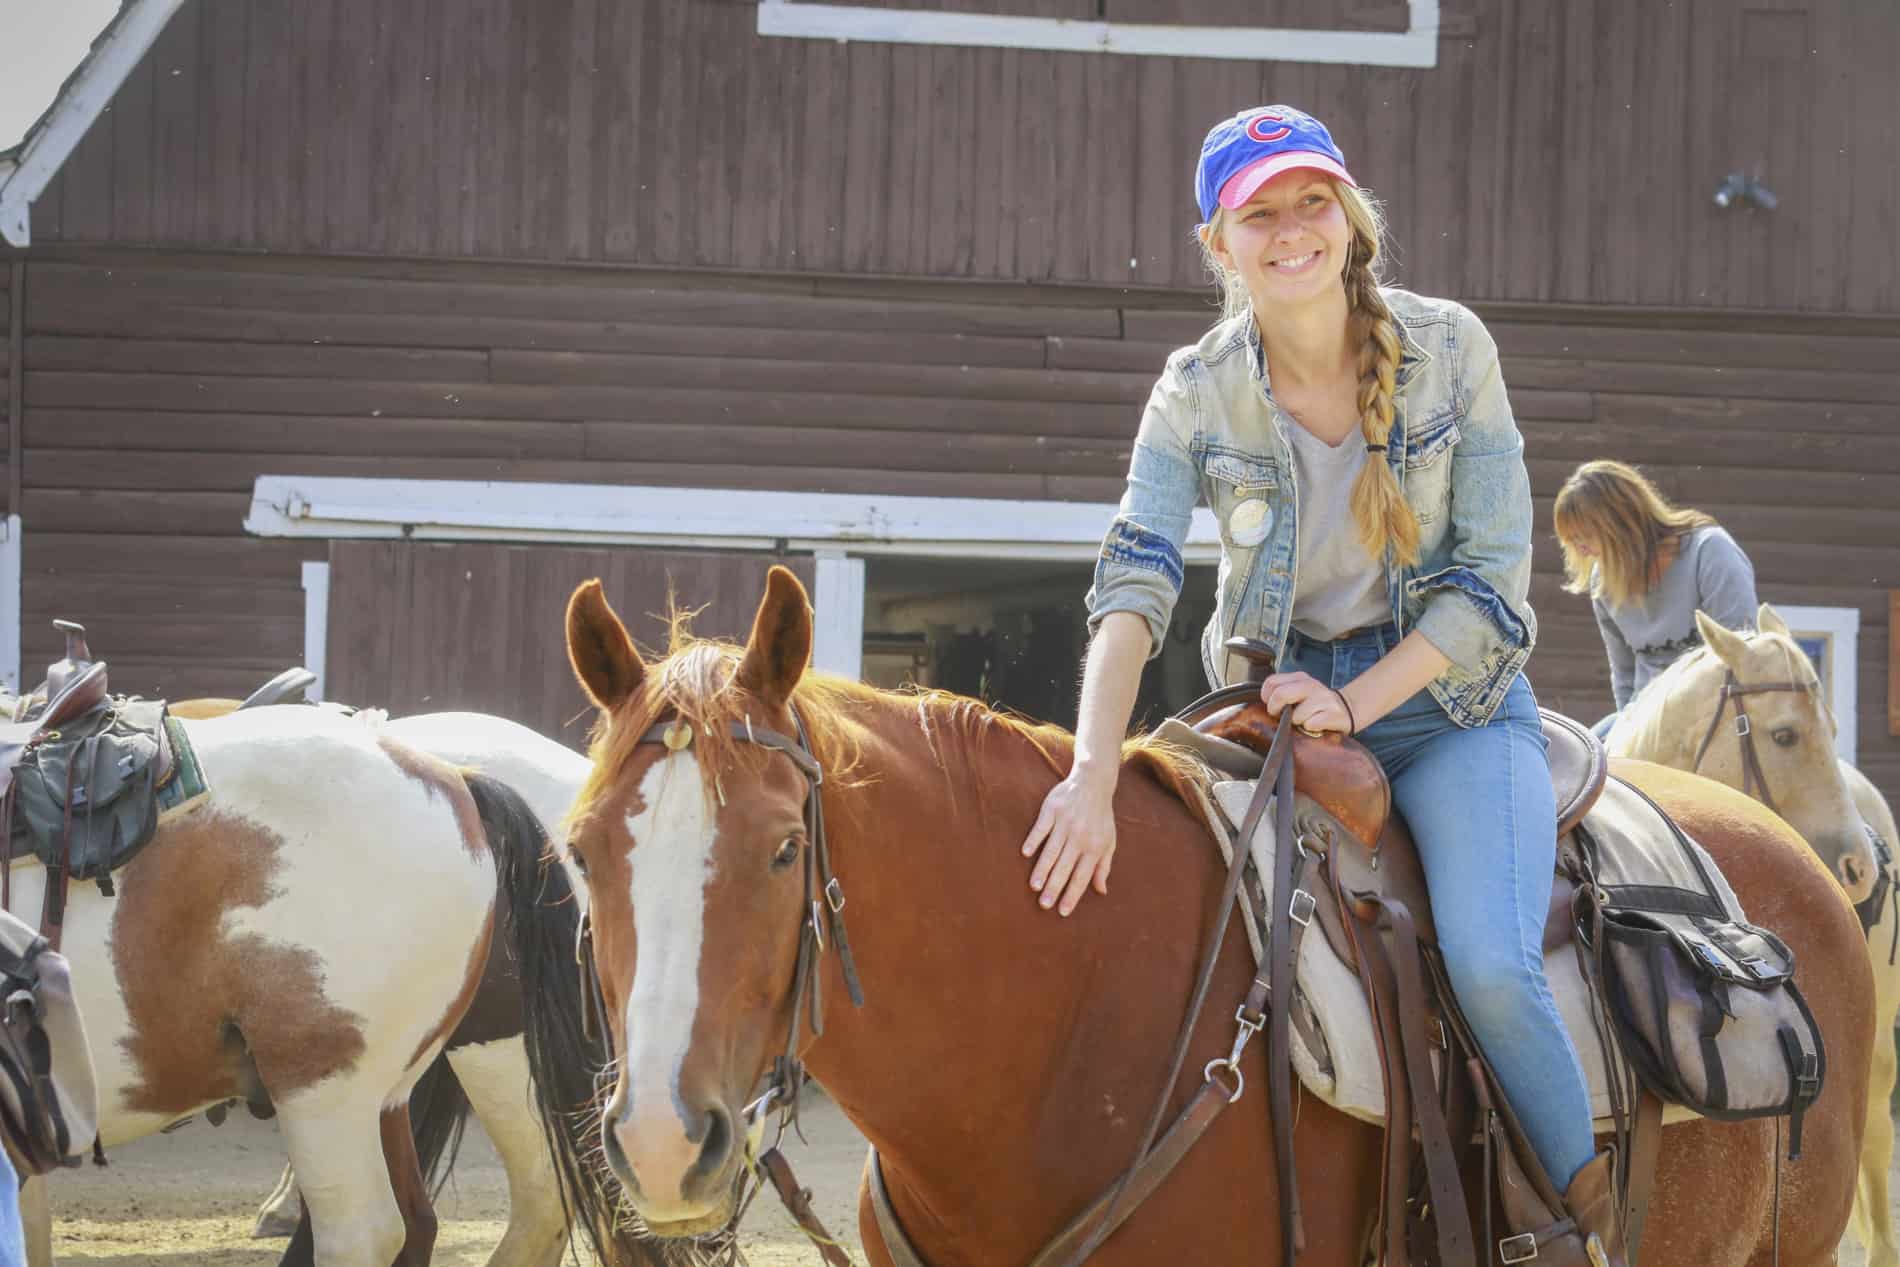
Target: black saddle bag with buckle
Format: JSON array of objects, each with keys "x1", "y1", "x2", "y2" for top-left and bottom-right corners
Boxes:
[
  {"x1": 1568, "y1": 779, "x2": 1825, "y2": 1150},
  {"x1": 7, "y1": 697, "x2": 170, "y2": 885}
]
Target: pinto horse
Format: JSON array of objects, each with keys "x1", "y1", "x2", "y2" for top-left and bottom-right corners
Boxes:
[
  {"x1": 531, "y1": 566, "x2": 1872, "y2": 1267},
  {"x1": 1609, "y1": 603, "x2": 1900, "y2": 1267},
  {"x1": 0, "y1": 704, "x2": 605, "y2": 1267}
]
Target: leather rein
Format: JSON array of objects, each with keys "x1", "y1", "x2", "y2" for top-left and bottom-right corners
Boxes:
[{"x1": 573, "y1": 707, "x2": 866, "y2": 1266}]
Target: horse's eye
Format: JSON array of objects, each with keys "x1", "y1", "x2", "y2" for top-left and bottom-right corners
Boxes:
[
  {"x1": 566, "y1": 848, "x2": 590, "y2": 877},
  {"x1": 1771, "y1": 727, "x2": 1798, "y2": 748},
  {"x1": 771, "y1": 837, "x2": 802, "y2": 871}
]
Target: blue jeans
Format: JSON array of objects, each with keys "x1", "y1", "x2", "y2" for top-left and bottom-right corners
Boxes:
[
  {"x1": 1285, "y1": 625, "x2": 1598, "y2": 1188},
  {"x1": 0, "y1": 1143, "x2": 23, "y2": 1267}
]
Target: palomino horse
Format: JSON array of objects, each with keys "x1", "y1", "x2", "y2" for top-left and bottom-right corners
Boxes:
[
  {"x1": 529, "y1": 567, "x2": 1872, "y2": 1266},
  {"x1": 1608, "y1": 603, "x2": 1900, "y2": 1267},
  {"x1": 1, "y1": 705, "x2": 507, "y2": 1266}
]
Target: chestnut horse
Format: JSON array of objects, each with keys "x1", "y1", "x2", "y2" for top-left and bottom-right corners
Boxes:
[
  {"x1": 1609, "y1": 603, "x2": 1900, "y2": 1267},
  {"x1": 530, "y1": 567, "x2": 1871, "y2": 1267}
]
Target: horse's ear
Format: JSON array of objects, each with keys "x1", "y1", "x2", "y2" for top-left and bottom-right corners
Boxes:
[
  {"x1": 1757, "y1": 603, "x2": 1792, "y2": 640},
  {"x1": 1695, "y1": 610, "x2": 1750, "y2": 669},
  {"x1": 735, "y1": 566, "x2": 813, "y2": 709},
  {"x1": 567, "y1": 580, "x2": 646, "y2": 713}
]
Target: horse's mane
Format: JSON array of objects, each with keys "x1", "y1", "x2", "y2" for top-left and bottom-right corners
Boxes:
[{"x1": 570, "y1": 615, "x2": 1212, "y2": 830}]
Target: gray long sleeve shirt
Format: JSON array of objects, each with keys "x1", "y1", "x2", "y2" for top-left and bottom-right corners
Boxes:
[{"x1": 1592, "y1": 525, "x2": 1758, "y2": 709}]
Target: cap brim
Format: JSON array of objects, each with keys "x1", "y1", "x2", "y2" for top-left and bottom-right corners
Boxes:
[{"x1": 1218, "y1": 152, "x2": 1355, "y2": 212}]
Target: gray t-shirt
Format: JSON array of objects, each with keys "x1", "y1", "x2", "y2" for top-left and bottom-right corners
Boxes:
[
  {"x1": 1285, "y1": 421, "x2": 1390, "y2": 641},
  {"x1": 1593, "y1": 525, "x2": 1758, "y2": 709}
]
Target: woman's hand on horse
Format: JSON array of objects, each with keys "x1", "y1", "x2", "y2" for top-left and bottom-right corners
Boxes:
[
  {"x1": 1021, "y1": 770, "x2": 1117, "y2": 916},
  {"x1": 1261, "y1": 671, "x2": 1351, "y2": 736}
]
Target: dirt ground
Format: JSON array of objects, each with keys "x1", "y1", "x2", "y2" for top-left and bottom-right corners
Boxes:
[
  {"x1": 39, "y1": 1093, "x2": 872, "y2": 1266},
  {"x1": 36, "y1": 1095, "x2": 1900, "y2": 1265}
]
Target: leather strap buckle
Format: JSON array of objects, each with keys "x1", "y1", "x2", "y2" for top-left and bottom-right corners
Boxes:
[
  {"x1": 1735, "y1": 714, "x2": 1752, "y2": 737},
  {"x1": 824, "y1": 877, "x2": 846, "y2": 913},
  {"x1": 1288, "y1": 888, "x2": 1316, "y2": 927},
  {"x1": 1498, "y1": 1232, "x2": 1539, "y2": 1262}
]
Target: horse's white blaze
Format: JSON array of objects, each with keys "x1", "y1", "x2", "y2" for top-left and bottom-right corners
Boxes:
[{"x1": 617, "y1": 749, "x2": 719, "y2": 1203}]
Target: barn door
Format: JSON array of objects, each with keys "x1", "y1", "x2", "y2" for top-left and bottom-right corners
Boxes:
[{"x1": 325, "y1": 541, "x2": 814, "y2": 747}]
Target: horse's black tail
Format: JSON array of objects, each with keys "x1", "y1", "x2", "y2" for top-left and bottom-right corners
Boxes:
[
  {"x1": 464, "y1": 772, "x2": 672, "y2": 1267},
  {"x1": 408, "y1": 1049, "x2": 472, "y2": 1197}
]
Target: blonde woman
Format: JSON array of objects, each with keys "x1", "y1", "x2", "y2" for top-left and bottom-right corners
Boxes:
[
  {"x1": 1017, "y1": 106, "x2": 1622, "y2": 1262},
  {"x1": 1553, "y1": 459, "x2": 1758, "y2": 737}
]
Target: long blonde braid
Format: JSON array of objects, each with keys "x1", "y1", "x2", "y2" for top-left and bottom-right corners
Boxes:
[{"x1": 1344, "y1": 240, "x2": 1419, "y2": 566}]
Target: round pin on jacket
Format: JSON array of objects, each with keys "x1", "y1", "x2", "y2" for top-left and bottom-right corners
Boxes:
[{"x1": 1228, "y1": 498, "x2": 1273, "y2": 547}]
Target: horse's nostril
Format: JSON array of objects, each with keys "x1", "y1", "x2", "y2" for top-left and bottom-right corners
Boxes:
[
  {"x1": 1845, "y1": 856, "x2": 1867, "y2": 883},
  {"x1": 700, "y1": 1105, "x2": 733, "y2": 1167}
]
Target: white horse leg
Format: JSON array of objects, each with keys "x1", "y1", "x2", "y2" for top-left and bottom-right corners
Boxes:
[
  {"x1": 19, "y1": 1175, "x2": 50, "y2": 1267},
  {"x1": 448, "y1": 1037, "x2": 570, "y2": 1267},
  {"x1": 277, "y1": 1089, "x2": 407, "y2": 1267},
  {"x1": 253, "y1": 1162, "x2": 302, "y2": 1238}
]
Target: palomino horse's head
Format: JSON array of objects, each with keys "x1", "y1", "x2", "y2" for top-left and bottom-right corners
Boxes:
[
  {"x1": 1614, "y1": 603, "x2": 1878, "y2": 904},
  {"x1": 563, "y1": 567, "x2": 833, "y2": 1235}
]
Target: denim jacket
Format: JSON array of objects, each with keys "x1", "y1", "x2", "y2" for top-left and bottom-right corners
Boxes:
[{"x1": 1085, "y1": 288, "x2": 1536, "y2": 728}]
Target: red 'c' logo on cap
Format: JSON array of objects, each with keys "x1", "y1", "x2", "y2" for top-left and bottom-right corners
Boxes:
[{"x1": 1246, "y1": 113, "x2": 1291, "y2": 144}]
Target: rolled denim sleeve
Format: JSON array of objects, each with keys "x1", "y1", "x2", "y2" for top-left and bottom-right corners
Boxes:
[
  {"x1": 1410, "y1": 307, "x2": 1538, "y2": 671},
  {"x1": 1086, "y1": 358, "x2": 1199, "y2": 658}
]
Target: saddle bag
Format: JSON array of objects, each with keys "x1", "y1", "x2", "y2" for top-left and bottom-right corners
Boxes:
[
  {"x1": 0, "y1": 909, "x2": 98, "y2": 1174},
  {"x1": 7, "y1": 697, "x2": 170, "y2": 883},
  {"x1": 1569, "y1": 780, "x2": 1824, "y2": 1147}
]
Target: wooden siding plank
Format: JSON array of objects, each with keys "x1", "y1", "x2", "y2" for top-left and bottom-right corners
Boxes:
[
  {"x1": 26, "y1": 300, "x2": 1053, "y2": 368},
  {"x1": 22, "y1": 489, "x2": 255, "y2": 536},
  {"x1": 26, "y1": 410, "x2": 589, "y2": 460},
  {"x1": 151, "y1": 0, "x2": 204, "y2": 245},
  {"x1": 487, "y1": 347, "x2": 1149, "y2": 402},
  {"x1": 21, "y1": 448, "x2": 1055, "y2": 500},
  {"x1": 595, "y1": 0, "x2": 643, "y2": 259},
  {"x1": 324, "y1": 540, "x2": 406, "y2": 711},
  {"x1": 25, "y1": 372, "x2": 1135, "y2": 433},
  {"x1": 26, "y1": 261, "x2": 1126, "y2": 336},
  {"x1": 26, "y1": 336, "x2": 493, "y2": 381},
  {"x1": 110, "y1": 42, "x2": 158, "y2": 243}
]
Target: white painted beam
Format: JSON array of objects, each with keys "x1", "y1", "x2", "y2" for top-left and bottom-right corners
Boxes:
[
  {"x1": 0, "y1": 515, "x2": 19, "y2": 693},
  {"x1": 245, "y1": 476, "x2": 1224, "y2": 564},
  {"x1": 301, "y1": 561, "x2": 330, "y2": 702},
  {"x1": 811, "y1": 551, "x2": 867, "y2": 681},
  {"x1": 756, "y1": 0, "x2": 1439, "y2": 68}
]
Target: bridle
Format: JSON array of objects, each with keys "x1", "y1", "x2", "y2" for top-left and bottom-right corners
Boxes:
[
  {"x1": 1689, "y1": 667, "x2": 1814, "y2": 818},
  {"x1": 572, "y1": 704, "x2": 866, "y2": 1262},
  {"x1": 1689, "y1": 658, "x2": 1896, "y2": 942}
]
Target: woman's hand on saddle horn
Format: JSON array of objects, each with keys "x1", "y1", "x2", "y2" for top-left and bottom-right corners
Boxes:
[
  {"x1": 1261, "y1": 671, "x2": 1354, "y2": 737},
  {"x1": 1022, "y1": 769, "x2": 1118, "y2": 917}
]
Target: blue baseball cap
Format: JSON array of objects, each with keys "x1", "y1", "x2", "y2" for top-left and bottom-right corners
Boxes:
[{"x1": 1195, "y1": 106, "x2": 1355, "y2": 224}]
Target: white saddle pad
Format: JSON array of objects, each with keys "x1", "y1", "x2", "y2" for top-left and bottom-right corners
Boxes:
[{"x1": 1208, "y1": 778, "x2": 1699, "y2": 1130}]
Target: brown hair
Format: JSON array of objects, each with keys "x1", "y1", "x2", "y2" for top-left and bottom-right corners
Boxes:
[
  {"x1": 1198, "y1": 180, "x2": 1419, "y2": 567},
  {"x1": 1553, "y1": 459, "x2": 1716, "y2": 607}
]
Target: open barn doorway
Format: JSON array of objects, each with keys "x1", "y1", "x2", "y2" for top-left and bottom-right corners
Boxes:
[{"x1": 860, "y1": 557, "x2": 1218, "y2": 733}]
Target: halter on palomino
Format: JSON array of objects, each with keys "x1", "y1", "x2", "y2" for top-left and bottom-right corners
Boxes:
[
  {"x1": 1690, "y1": 670, "x2": 1812, "y2": 818},
  {"x1": 1690, "y1": 661, "x2": 1895, "y2": 937}
]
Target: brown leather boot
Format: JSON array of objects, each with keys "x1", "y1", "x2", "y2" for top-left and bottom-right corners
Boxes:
[{"x1": 1563, "y1": 1150, "x2": 1628, "y2": 1267}]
